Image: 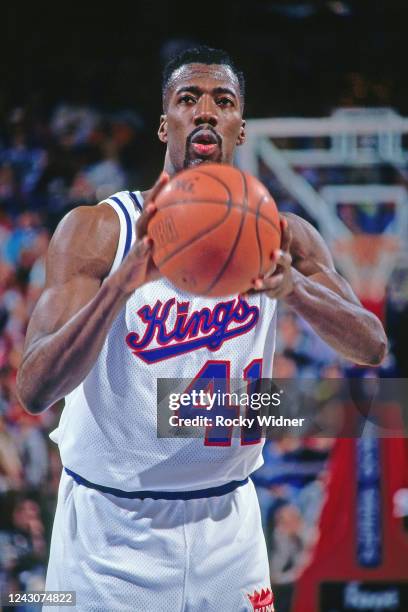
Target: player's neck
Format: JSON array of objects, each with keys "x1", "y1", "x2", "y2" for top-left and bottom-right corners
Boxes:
[
  {"x1": 140, "y1": 189, "x2": 151, "y2": 205},
  {"x1": 141, "y1": 165, "x2": 169, "y2": 206},
  {"x1": 163, "y1": 150, "x2": 180, "y2": 177}
]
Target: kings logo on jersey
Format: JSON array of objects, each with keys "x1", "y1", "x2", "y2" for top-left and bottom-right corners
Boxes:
[{"x1": 126, "y1": 296, "x2": 259, "y2": 364}]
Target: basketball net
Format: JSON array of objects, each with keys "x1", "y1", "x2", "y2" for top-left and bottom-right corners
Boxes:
[{"x1": 332, "y1": 233, "x2": 400, "y2": 322}]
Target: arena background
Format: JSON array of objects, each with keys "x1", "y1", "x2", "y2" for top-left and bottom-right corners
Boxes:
[{"x1": 1, "y1": 2, "x2": 408, "y2": 611}]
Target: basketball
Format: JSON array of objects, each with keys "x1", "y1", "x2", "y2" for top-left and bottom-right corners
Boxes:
[{"x1": 147, "y1": 163, "x2": 281, "y2": 297}]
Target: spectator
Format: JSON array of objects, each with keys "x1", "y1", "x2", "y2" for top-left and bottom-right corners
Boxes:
[
  {"x1": 26, "y1": 228, "x2": 49, "y2": 312},
  {"x1": 268, "y1": 502, "x2": 309, "y2": 612},
  {"x1": 2, "y1": 212, "x2": 41, "y2": 268},
  {"x1": 1, "y1": 110, "x2": 47, "y2": 210},
  {"x1": 50, "y1": 104, "x2": 99, "y2": 148},
  {"x1": 0, "y1": 494, "x2": 47, "y2": 605},
  {"x1": 15, "y1": 416, "x2": 49, "y2": 490},
  {"x1": 269, "y1": 502, "x2": 308, "y2": 584},
  {"x1": 69, "y1": 136, "x2": 127, "y2": 204}
]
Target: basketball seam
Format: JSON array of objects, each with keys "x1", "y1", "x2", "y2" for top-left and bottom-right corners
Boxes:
[
  {"x1": 205, "y1": 169, "x2": 249, "y2": 294},
  {"x1": 155, "y1": 174, "x2": 234, "y2": 269},
  {"x1": 190, "y1": 168, "x2": 237, "y2": 195},
  {"x1": 156, "y1": 208, "x2": 280, "y2": 280},
  {"x1": 156, "y1": 199, "x2": 280, "y2": 234}
]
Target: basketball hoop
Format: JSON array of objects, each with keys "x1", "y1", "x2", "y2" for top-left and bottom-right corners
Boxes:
[{"x1": 239, "y1": 109, "x2": 408, "y2": 322}]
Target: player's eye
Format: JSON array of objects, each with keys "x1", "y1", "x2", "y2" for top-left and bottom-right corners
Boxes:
[
  {"x1": 179, "y1": 94, "x2": 196, "y2": 105},
  {"x1": 217, "y1": 97, "x2": 234, "y2": 107}
]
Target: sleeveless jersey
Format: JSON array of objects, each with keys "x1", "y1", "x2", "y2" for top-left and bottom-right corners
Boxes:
[{"x1": 50, "y1": 190, "x2": 277, "y2": 492}]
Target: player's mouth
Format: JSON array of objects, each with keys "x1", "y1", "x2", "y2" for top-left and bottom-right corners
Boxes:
[
  {"x1": 189, "y1": 129, "x2": 221, "y2": 158},
  {"x1": 192, "y1": 142, "x2": 218, "y2": 155}
]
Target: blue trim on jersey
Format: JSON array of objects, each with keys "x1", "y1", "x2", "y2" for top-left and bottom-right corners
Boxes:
[
  {"x1": 111, "y1": 196, "x2": 132, "y2": 260},
  {"x1": 64, "y1": 467, "x2": 248, "y2": 500},
  {"x1": 128, "y1": 190, "x2": 143, "y2": 213}
]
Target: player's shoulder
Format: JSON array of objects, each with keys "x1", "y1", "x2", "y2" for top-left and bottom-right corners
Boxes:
[
  {"x1": 281, "y1": 212, "x2": 334, "y2": 274},
  {"x1": 46, "y1": 199, "x2": 123, "y2": 282},
  {"x1": 60, "y1": 187, "x2": 142, "y2": 234},
  {"x1": 282, "y1": 211, "x2": 317, "y2": 236},
  {"x1": 53, "y1": 202, "x2": 118, "y2": 251},
  {"x1": 281, "y1": 211, "x2": 327, "y2": 251},
  {"x1": 47, "y1": 189, "x2": 143, "y2": 279}
]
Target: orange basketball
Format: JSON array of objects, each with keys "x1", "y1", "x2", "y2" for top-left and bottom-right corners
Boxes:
[{"x1": 148, "y1": 163, "x2": 281, "y2": 297}]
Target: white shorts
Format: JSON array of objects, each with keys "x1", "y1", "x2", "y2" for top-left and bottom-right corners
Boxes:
[{"x1": 45, "y1": 470, "x2": 274, "y2": 611}]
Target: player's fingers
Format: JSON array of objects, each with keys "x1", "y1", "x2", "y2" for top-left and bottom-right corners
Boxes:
[
  {"x1": 136, "y1": 172, "x2": 170, "y2": 240},
  {"x1": 254, "y1": 273, "x2": 284, "y2": 292},
  {"x1": 280, "y1": 217, "x2": 292, "y2": 253},
  {"x1": 259, "y1": 251, "x2": 275, "y2": 280},
  {"x1": 133, "y1": 235, "x2": 152, "y2": 260},
  {"x1": 136, "y1": 203, "x2": 157, "y2": 240},
  {"x1": 263, "y1": 251, "x2": 278, "y2": 279},
  {"x1": 273, "y1": 249, "x2": 292, "y2": 270},
  {"x1": 145, "y1": 256, "x2": 161, "y2": 281},
  {"x1": 239, "y1": 288, "x2": 255, "y2": 299}
]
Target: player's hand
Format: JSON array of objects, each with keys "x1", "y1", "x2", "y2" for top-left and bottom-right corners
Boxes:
[
  {"x1": 246, "y1": 217, "x2": 294, "y2": 300},
  {"x1": 110, "y1": 172, "x2": 169, "y2": 294}
]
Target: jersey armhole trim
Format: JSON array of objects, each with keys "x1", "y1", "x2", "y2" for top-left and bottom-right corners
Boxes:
[
  {"x1": 101, "y1": 196, "x2": 132, "y2": 276},
  {"x1": 128, "y1": 190, "x2": 143, "y2": 213},
  {"x1": 111, "y1": 196, "x2": 132, "y2": 259}
]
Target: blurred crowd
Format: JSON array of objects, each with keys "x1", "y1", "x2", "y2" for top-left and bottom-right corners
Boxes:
[
  {"x1": 0, "y1": 101, "x2": 405, "y2": 610},
  {"x1": 0, "y1": 102, "x2": 142, "y2": 603},
  {"x1": 0, "y1": 104, "x2": 144, "y2": 219}
]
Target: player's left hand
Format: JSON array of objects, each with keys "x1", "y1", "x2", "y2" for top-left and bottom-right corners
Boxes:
[{"x1": 247, "y1": 217, "x2": 294, "y2": 299}]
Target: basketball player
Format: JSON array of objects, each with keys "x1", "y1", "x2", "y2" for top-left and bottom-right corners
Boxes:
[{"x1": 16, "y1": 46, "x2": 386, "y2": 611}]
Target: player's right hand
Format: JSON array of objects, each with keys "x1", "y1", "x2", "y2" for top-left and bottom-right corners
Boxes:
[{"x1": 109, "y1": 172, "x2": 169, "y2": 295}]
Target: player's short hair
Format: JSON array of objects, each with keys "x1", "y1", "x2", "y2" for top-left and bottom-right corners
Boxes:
[{"x1": 162, "y1": 45, "x2": 245, "y2": 110}]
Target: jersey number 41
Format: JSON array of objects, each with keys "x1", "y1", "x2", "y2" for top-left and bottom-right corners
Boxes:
[{"x1": 178, "y1": 359, "x2": 263, "y2": 446}]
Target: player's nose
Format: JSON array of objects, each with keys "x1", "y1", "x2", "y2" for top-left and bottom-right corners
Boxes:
[{"x1": 193, "y1": 96, "x2": 218, "y2": 127}]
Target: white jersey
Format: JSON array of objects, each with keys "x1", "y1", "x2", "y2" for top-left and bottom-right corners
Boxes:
[{"x1": 50, "y1": 190, "x2": 277, "y2": 492}]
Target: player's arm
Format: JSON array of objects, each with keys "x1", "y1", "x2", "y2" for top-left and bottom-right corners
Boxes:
[
  {"x1": 253, "y1": 213, "x2": 387, "y2": 366},
  {"x1": 16, "y1": 175, "x2": 168, "y2": 414}
]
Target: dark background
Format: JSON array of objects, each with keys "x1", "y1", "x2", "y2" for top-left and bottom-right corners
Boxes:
[{"x1": 2, "y1": 0, "x2": 408, "y2": 184}]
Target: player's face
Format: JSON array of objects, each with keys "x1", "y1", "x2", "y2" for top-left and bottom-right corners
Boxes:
[{"x1": 158, "y1": 63, "x2": 245, "y2": 172}]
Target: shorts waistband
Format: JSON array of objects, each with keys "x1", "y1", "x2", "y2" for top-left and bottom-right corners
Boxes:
[{"x1": 64, "y1": 468, "x2": 248, "y2": 500}]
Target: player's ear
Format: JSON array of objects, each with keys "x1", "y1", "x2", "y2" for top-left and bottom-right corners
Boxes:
[
  {"x1": 158, "y1": 115, "x2": 168, "y2": 143},
  {"x1": 237, "y1": 120, "x2": 246, "y2": 146}
]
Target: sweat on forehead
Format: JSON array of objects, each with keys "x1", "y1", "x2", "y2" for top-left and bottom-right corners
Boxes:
[{"x1": 163, "y1": 63, "x2": 240, "y2": 107}]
